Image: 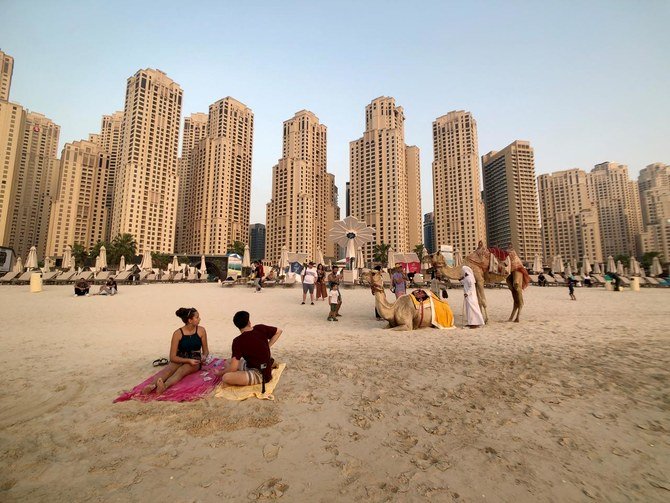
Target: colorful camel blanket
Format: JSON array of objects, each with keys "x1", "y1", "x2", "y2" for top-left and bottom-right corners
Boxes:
[
  {"x1": 114, "y1": 358, "x2": 225, "y2": 403},
  {"x1": 409, "y1": 291, "x2": 455, "y2": 330},
  {"x1": 214, "y1": 363, "x2": 287, "y2": 401}
]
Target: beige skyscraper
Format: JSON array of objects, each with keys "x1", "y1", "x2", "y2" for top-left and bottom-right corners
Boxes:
[
  {"x1": 405, "y1": 145, "x2": 423, "y2": 250},
  {"x1": 181, "y1": 97, "x2": 253, "y2": 254},
  {"x1": 266, "y1": 110, "x2": 339, "y2": 263},
  {"x1": 350, "y1": 97, "x2": 420, "y2": 262},
  {"x1": 6, "y1": 112, "x2": 60, "y2": 260},
  {"x1": 586, "y1": 162, "x2": 642, "y2": 258},
  {"x1": 0, "y1": 50, "x2": 13, "y2": 101},
  {"x1": 175, "y1": 112, "x2": 208, "y2": 252},
  {"x1": 99, "y1": 111, "x2": 123, "y2": 241},
  {"x1": 637, "y1": 163, "x2": 670, "y2": 261},
  {"x1": 111, "y1": 69, "x2": 182, "y2": 254},
  {"x1": 537, "y1": 169, "x2": 603, "y2": 265},
  {"x1": 0, "y1": 101, "x2": 26, "y2": 248},
  {"x1": 432, "y1": 111, "x2": 486, "y2": 255},
  {"x1": 46, "y1": 140, "x2": 110, "y2": 256},
  {"x1": 482, "y1": 141, "x2": 542, "y2": 262}
]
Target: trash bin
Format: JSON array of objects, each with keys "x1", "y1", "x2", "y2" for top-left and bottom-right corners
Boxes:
[
  {"x1": 604, "y1": 280, "x2": 613, "y2": 291},
  {"x1": 631, "y1": 277, "x2": 640, "y2": 291},
  {"x1": 30, "y1": 272, "x2": 43, "y2": 293}
]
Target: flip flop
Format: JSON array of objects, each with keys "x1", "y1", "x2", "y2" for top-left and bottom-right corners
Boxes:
[{"x1": 152, "y1": 357, "x2": 169, "y2": 367}]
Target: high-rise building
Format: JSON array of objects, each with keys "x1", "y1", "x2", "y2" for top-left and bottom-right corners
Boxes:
[
  {"x1": 432, "y1": 111, "x2": 486, "y2": 255},
  {"x1": 181, "y1": 97, "x2": 253, "y2": 254},
  {"x1": 350, "y1": 97, "x2": 420, "y2": 262},
  {"x1": 111, "y1": 69, "x2": 182, "y2": 255},
  {"x1": 637, "y1": 163, "x2": 670, "y2": 261},
  {"x1": 99, "y1": 111, "x2": 123, "y2": 241},
  {"x1": 406, "y1": 145, "x2": 423, "y2": 250},
  {"x1": 587, "y1": 162, "x2": 642, "y2": 258},
  {"x1": 0, "y1": 101, "x2": 26, "y2": 248},
  {"x1": 175, "y1": 112, "x2": 208, "y2": 252},
  {"x1": 7, "y1": 112, "x2": 60, "y2": 260},
  {"x1": 249, "y1": 223, "x2": 266, "y2": 261},
  {"x1": 0, "y1": 50, "x2": 13, "y2": 101},
  {"x1": 482, "y1": 140, "x2": 542, "y2": 262},
  {"x1": 46, "y1": 140, "x2": 110, "y2": 256},
  {"x1": 423, "y1": 212, "x2": 435, "y2": 254},
  {"x1": 537, "y1": 169, "x2": 602, "y2": 265},
  {"x1": 266, "y1": 110, "x2": 339, "y2": 263}
]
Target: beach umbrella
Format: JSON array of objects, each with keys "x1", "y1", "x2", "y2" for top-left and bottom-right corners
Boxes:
[
  {"x1": 13, "y1": 257, "x2": 23, "y2": 273},
  {"x1": 387, "y1": 249, "x2": 396, "y2": 269},
  {"x1": 533, "y1": 254, "x2": 543, "y2": 273},
  {"x1": 553, "y1": 255, "x2": 564, "y2": 274},
  {"x1": 170, "y1": 255, "x2": 179, "y2": 273},
  {"x1": 616, "y1": 260, "x2": 624, "y2": 276},
  {"x1": 629, "y1": 256, "x2": 641, "y2": 276},
  {"x1": 592, "y1": 262, "x2": 601, "y2": 274},
  {"x1": 140, "y1": 251, "x2": 153, "y2": 270},
  {"x1": 356, "y1": 247, "x2": 364, "y2": 269},
  {"x1": 606, "y1": 256, "x2": 616, "y2": 273},
  {"x1": 454, "y1": 249, "x2": 463, "y2": 267},
  {"x1": 69, "y1": 258, "x2": 76, "y2": 272},
  {"x1": 99, "y1": 245, "x2": 107, "y2": 270},
  {"x1": 94, "y1": 256, "x2": 101, "y2": 273},
  {"x1": 242, "y1": 245, "x2": 251, "y2": 268},
  {"x1": 316, "y1": 249, "x2": 324, "y2": 266},
  {"x1": 25, "y1": 246, "x2": 38, "y2": 270},
  {"x1": 62, "y1": 245, "x2": 72, "y2": 269},
  {"x1": 581, "y1": 256, "x2": 592, "y2": 276},
  {"x1": 199, "y1": 255, "x2": 207, "y2": 276},
  {"x1": 43, "y1": 256, "x2": 53, "y2": 272},
  {"x1": 564, "y1": 262, "x2": 573, "y2": 278},
  {"x1": 119, "y1": 255, "x2": 126, "y2": 271},
  {"x1": 279, "y1": 246, "x2": 289, "y2": 273},
  {"x1": 651, "y1": 256, "x2": 663, "y2": 276}
]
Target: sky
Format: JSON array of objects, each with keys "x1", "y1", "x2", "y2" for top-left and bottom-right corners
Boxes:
[{"x1": 2, "y1": 0, "x2": 669, "y2": 225}]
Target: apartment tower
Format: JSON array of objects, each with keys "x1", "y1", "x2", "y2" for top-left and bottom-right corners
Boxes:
[
  {"x1": 0, "y1": 50, "x2": 13, "y2": 101},
  {"x1": 637, "y1": 163, "x2": 670, "y2": 261},
  {"x1": 423, "y1": 212, "x2": 435, "y2": 254},
  {"x1": 266, "y1": 110, "x2": 339, "y2": 263},
  {"x1": 111, "y1": 69, "x2": 182, "y2": 255},
  {"x1": 46, "y1": 140, "x2": 110, "y2": 256},
  {"x1": 350, "y1": 97, "x2": 421, "y2": 262},
  {"x1": 175, "y1": 112, "x2": 208, "y2": 252},
  {"x1": 182, "y1": 97, "x2": 253, "y2": 254},
  {"x1": 537, "y1": 169, "x2": 602, "y2": 265},
  {"x1": 249, "y1": 223, "x2": 266, "y2": 262},
  {"x1": 7, "y1": 112, "x2": 60, "y2": 260},
  {"x1": 482, "y1": 140, "x2": 542, "y2": 262},
  {"x1": 586, "y1": 162, "x2": 642, "y2": 258},
  {"x1": 99, "y1": 111, "x2": 123, "y2": 241},
  {"x1": 432, "y1": 111, "x2": 486, "y2": 255},
  {"x1": 0, "y1": 101, "x2": 26, "y2": 248}
]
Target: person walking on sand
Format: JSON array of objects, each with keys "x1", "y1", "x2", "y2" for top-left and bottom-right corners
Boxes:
[
  {"x1": 253, "y1": 261, "x2": 264, "y2": 292},
  {"x1": 327, "y1": 283, "x2": 340, "y2": 321},
  {"x1": 301, "y1": 261, "x2": 318, "y2": 305},
  {"x1": 214, "y1": 311, "x2": 282, "y2": 386},
  {"x1": 142, "y1": 307, "x2": 210, "y2": 395},
  {"x1": 315, "y1": 264, "x2": 328, "y2": 301},
  {"x1": 568, "y1": 276, "x2": 577, "y2": 300},
  {"x1": 460, "y1": 265, "x2": 484, "y2": 328},
  {"x1": 327, "y1": 266, "x2": 343, "y2": 316}
]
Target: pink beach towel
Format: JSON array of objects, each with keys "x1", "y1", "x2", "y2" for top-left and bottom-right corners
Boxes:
[{"x1": 114, "y1": 358, "x2": 225, "y2": 403}]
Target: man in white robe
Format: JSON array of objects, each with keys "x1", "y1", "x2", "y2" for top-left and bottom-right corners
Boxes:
[{"x1": 460, "y1": 265, "x2": 485, "y2": 328}]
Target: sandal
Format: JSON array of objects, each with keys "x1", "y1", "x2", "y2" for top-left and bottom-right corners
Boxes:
[{"x1": 152, "y1": 357, "x2": 169, "y2": 367}]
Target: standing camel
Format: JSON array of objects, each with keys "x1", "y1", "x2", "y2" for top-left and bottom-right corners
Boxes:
[{"x1": 428, "y1": 246, "x2": 529, "y2": 323}]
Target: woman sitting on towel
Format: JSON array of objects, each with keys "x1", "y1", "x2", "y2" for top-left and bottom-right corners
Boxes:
[{"x1": 142, "y1": 307, "x2": 210, "y2": 395}]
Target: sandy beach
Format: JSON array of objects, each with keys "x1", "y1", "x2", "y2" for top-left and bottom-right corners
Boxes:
[{"x1": 0, "y1": 281, "x2": 668, "y2": 502}]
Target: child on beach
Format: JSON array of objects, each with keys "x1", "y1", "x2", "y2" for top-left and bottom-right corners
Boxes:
[
  {"x1": 568, "y1": 276, "x2": 577, "y2": 300},
  {"x1": 327, "y1": 284, "x2": 340, "y2": 321},
  {"x1": 142, "y1": 307, "x2": 209, "y2": 395}
]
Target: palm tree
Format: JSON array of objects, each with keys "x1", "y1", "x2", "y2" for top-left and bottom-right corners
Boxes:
[
  {"x1": 413, "y1": 244, "x2": 425, "y2": 263},
  {"x1": 71, "y1": 243, "x2": 88, "y2": 268},
  {"x1": 373, "y1": 243, "x2": 391, "y2": 267},
  {"x1": 110, "y1": 233, "x2": 137, "y2": 266},
  {"x1": 227, "y1": 240, "x2": 245, "y2": 256}
]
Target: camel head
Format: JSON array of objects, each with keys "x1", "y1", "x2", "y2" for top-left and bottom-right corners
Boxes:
[
  {"x1": 427, "y1": 252, "x2": 446, "y2": 269},
  {"x1": 360, "y1": 270, "x2": 384, "y2": 295}
]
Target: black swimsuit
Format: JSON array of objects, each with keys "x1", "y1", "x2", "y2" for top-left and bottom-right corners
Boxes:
[{"x1": 177, "y1": 328, "x2": 202, "y2": 359}]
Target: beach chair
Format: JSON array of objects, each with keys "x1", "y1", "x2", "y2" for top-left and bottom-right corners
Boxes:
[
  {"x1": 645, "y1": 277, "x2": 659, "y2": 286},
  {"x1": 172, "y1": 272, "x2": 184, "y2": 282},
  {"x1": 15, "y1": 270, "x2": 36, "y2": 283},
  {"x1": 282, "y1": 275, "x2": 297, "y2": 288},
  {"x1": 94, "y1": 271, "x2": 110, "y2": 283},
  {"x1": 41, "y1": 271, "x2": 61, "y2": 282},
  {"x1": 113, "y1": 271, "x2": 133, "y2": 284},
  {"x1": 0, "y1": 271, "x2": 20, "y2": 283},
  {"x1": 54, "y1": 271, "x2": 77, "y2": 283},
  {"x1": 553, "y1": 275, "x2": 565, "y2": 285},
  {"x1": 73, "y1": 271, "x2": 94, "y2": 282},
  {"x1": 529, "y1": 274, "x2": 539, "y2": 285}
]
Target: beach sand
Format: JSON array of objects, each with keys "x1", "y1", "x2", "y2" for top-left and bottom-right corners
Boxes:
[{"x1": 0, "y1": 282, "x2": 668, "y2": 502}]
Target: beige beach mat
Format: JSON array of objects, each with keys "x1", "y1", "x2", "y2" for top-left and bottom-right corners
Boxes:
[{"x1": 215, "y1": 363, "x2": 286, "y2": 401}]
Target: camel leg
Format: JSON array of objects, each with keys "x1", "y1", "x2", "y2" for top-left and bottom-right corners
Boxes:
[
  {"x1": 476, "y1": 281, "x2": 488, "y2": 324},
  {"x1": 391, "y1": 324, "x2": 413, "y2": 331},
  {"x1": 507, "y1": 274, "x2": 523, "y2": 322}
]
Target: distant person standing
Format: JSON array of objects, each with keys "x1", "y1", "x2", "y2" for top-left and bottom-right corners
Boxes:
[
  {"x1": 568, "y1": 276, "x2": 577, "y2": 300},
  {"x1": 315, "y1": 264, "x2": 327, "y2": 301},
  {"x1": 391, "y1": 266, "x2": 407, "y2": 299},
  {"x1": 301, "y1": 261, "x2": 318, "y2": 305},
  {"x1": 327, "y1": 266, "x2": 343, "y2": 316},
  {"x1": 253, "y1": 261, "x2": 264, "y2": 292},
  {"x1": 460, "y1": 265, "x2": 484, "y2": 328},
  {"x1": 327, "y1": 284, "x2": 340, "y2": 321}
]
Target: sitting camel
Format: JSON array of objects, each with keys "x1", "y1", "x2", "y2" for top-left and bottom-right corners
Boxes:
[
  {"x1": 428, "y1": 244, "x2": 529, "y2": 323},
  {"x1": 360, "y1": 270, "x2": 453, "y2": 331}
]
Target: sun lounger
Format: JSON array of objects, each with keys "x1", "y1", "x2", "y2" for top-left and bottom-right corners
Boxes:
[
  {"x1": 543, "y1": 275, "x2": 557, "y2": 285},
  {"x1": 529, "y1": 274, "x2": 539, "y2": 285},
  {"x1": 645, "y1": 277, "x2": 659, "y2": 286},
  {"x1": 113, "y1": 271, "x2": 133, "y2": 283},
  {"x1": 0, "y1": 271, "x2": 20, "y2": 283},
  {"x1": 553, "y1": 275, "x2": 565, "y2": 284},
  {"x1": 172, "y1": 272, "x2": 184, "y2": 282},
  {"x1": 41, "y1": 271, "x2": 61, "y2": 282},
  {"x1": 54, "y1": 271, "x2": 77, "y2": 283},
  {"x1": 94, "y1": 271, "x2": 110, "y2": 282},
  {"x1": 263, "y1": 280, "x2": 277, "y2": 288},
  {"x1": 72, "y1": 271, "x2": 94, "y2": 282},
  {"x1": 16, "y1": 270, "x2": 36, "y2": 283}
]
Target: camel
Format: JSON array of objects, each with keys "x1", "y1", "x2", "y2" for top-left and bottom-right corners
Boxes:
[
  {"x1": 428, "y1": 245, "x2": 529, "y2": 323},
  {"x1": 360, "y1": 270, "x2": 434, "y2": 331}
]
